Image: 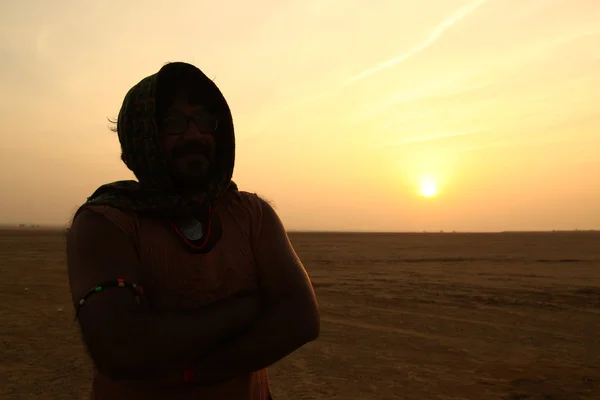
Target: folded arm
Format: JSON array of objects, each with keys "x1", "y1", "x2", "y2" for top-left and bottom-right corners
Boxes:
[
  {"x1": 67, "y1": 209, "x2": 259, "y2": 381},
  {"x1": 190, "y1": 197, "x2": 320, "y2": 385}
]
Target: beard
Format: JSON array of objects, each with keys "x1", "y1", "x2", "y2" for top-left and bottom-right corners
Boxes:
[
  {"x1": 169, "y1": 153, "x2": 215, "y2": 190},
  {"x1": 168, "y1": 140, "x2": 216, "y2": 190}
]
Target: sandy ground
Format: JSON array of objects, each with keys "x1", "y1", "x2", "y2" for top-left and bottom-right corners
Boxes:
[{"x1": 0, "y1": 229, "x2": 598, "y2": 400}]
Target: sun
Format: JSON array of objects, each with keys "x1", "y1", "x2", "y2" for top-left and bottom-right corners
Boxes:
[{"x1": 419, "y1": 175, "x2": 438, "y2": 197}]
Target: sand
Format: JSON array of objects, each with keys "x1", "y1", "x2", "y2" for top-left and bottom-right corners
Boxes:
[{"x1": 0, "y1": 229, "x2": 598, "y2": 399}]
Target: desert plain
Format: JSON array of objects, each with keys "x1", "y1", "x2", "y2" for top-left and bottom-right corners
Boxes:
[{"x1": 0, "y1": 228, "x2": 598, "y2": 400}]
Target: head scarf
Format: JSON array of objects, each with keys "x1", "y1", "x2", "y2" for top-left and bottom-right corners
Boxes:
[{"x1": 83, "y1": 62, "x2": 237, "y2": 217}]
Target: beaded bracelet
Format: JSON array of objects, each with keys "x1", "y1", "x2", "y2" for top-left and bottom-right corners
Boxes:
[{"x1": 74, "y1": 278, "x2": 144, "y2": 321}]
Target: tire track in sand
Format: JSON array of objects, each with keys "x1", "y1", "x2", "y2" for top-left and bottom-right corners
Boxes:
[
  {"x1": 331, "y1": 305, "x2": 587, "y2": 341},
  {"x1": 322, "y1": 316, "x2": 444, "y2": 341}
]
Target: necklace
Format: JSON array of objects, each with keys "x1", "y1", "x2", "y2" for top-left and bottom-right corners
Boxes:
[{"x1": 174, "y1": 218, "x2": 204, "y2": 241}]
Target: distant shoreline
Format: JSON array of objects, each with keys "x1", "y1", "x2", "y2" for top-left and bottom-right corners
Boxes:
[{"x1": 0, "y1": 225, "x2": 597, "y2": 235}]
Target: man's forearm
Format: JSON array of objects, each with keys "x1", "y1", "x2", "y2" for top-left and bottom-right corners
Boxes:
[
  {"x1": 191, "y1": 298, "x2": 320, "y2": 385},
  {"x1": 88, "y1": 295, "x2": 258, "y2": 380}
]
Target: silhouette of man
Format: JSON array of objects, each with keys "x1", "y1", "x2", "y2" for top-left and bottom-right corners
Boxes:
[{"x1": 66, "y1": 62, "x2": 320, "y2": 400}]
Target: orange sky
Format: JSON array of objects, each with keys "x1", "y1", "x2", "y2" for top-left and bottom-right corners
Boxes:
[{"x1": 0, "y1": 0, "x2": 599, "y2": 231}]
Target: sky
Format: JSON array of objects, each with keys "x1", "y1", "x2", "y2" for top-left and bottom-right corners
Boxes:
[{"x1": 0, "y1": 0, "x2": 599, "y2": 232}]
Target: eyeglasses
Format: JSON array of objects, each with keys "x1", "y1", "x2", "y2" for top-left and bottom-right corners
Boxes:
[{"x1": 160, "y1": 115, "x2": 219, "y2": 135}]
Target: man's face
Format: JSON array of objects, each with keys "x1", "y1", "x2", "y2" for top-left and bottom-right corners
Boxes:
[{"x1": 158, "y1": 92, "x2": 218, "y2": 190}]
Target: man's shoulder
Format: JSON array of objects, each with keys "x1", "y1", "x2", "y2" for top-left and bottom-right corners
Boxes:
[
  {"x1": 224, "y1": 189, "x2": 278, "y2": 212},
  {"x1": 71, "y1": 204, "x2": 139, "y2": 238},
  {"x1": 223, "y1": 189, "x2": 262, "y2": 208},
  {"x1": 221, "y1": 190, "x2": 279, "y2": 226}
]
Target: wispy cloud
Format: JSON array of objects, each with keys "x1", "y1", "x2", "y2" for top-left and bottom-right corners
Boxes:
[
  {"x1": 380, "y1": 129, "x2": 488, "y2": 149},
  {"x1": 256, "y1": 0, "x2": 492, "y2": 127},
  {"x1": 345, "y1": 0, "x2": 491, "y2": 84}
]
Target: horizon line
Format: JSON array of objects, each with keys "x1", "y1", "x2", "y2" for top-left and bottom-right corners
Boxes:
[{"x1": 0, "y1": 224, "x2": 597, "y2": 235}]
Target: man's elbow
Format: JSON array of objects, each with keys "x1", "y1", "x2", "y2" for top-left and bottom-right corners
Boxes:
[
  {"x1": 86, "y1": 344, "x2": 134, "y2": 381},
  {"x1": 83, "y1": 331, "x2": 151, "y2": 381},
  {"x1": 302, "y1": 314, "x2": 320, "y2": 343},
  {"x1": 290, "y1": 297, "x2": 320, "y2": 343},
  {"x1": 94, "y1": 362, "x2": 134, "y2": 381}
]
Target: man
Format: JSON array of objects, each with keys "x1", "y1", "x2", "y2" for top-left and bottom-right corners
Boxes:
[{"x1": 66, "y1": 62, "x2": 320, "y2": 400}]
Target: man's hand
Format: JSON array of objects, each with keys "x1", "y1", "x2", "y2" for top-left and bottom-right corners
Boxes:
[{"x1": 189, "y1": 195, "x2": 320, "y2": 384}]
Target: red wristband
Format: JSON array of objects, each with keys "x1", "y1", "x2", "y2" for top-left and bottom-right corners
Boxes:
[{"x1": 183, "y1": 367, "x2": 195, "y2": 384}]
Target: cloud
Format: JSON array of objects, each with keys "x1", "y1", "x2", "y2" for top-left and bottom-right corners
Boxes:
[
  {"x1": 381, "y1": 129, "x2": 488, "y2": 149},
  {"x1": 345, "y1": 0, "x2": 491, "y2": 84},
  {"x1": 262, "y1": 0, "x2": 492, "y2": 125}
]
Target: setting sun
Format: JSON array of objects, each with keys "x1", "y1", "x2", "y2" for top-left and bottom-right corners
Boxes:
[{"x1": 419, "y1": 175, "x2": 438, "y2": 198}]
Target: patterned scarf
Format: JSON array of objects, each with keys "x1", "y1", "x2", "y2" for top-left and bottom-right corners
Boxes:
[{"x1": 82, "y1": 62, "x2": 237, "y2": 217}]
